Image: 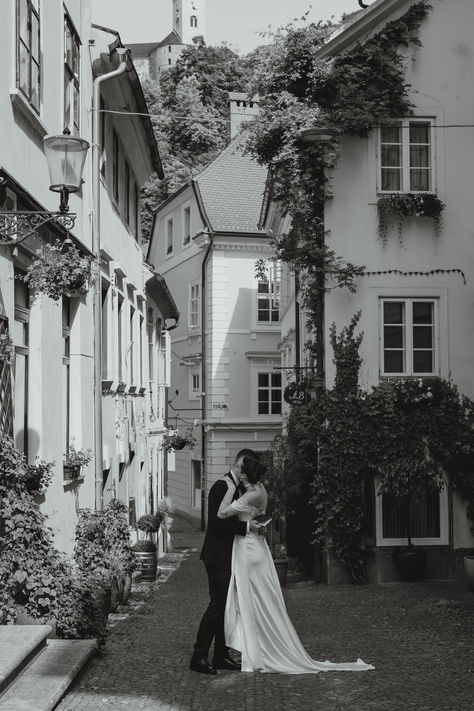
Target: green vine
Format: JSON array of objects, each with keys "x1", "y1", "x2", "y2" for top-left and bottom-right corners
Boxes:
[{"x1": 246, "y1": 1, "x2": 432, "y2": 374}]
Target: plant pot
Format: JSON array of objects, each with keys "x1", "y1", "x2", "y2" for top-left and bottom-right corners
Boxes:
[
  {"x1": 273, "y1": 558, "x2": 289, "y2": 587},
  {"x1": 63, "y1": 464, "x2": 82, "y2": 481},
  {"x1": 171, "y1": 439, "x2": 186, "y2": 450},
  {"x1": 110, "y1": 581, "x2": 122, "y2": 612},
  {"x1": 392, "y1": 548, "x2": 427, "y2": 582},
  {"x1": 463, "y1": 555, "x2": 474, "y2": 591},
  {"x1": 134, "y1": 550, "x2": 157, "y2": 581}
]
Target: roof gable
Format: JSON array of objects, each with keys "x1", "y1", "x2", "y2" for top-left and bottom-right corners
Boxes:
[{"x1": 194, "y1": 137, "x2": 267, "y2": 234}]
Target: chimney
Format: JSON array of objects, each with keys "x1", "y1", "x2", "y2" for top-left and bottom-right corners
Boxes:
[{"x1": 227, "y1": 92, "x2": 259, "y2": 142}]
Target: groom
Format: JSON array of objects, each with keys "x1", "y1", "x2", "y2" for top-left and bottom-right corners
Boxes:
[{"x1": 189, "y1": 448, "x2": 261, "y2": 675}]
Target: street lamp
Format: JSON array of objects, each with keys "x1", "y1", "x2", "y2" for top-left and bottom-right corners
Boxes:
[{"x1": 0, "y1": 128, "x2": 89, "y2": 247}]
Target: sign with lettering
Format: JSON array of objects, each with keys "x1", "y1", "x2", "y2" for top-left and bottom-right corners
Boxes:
[{"x1": 283, "y1": 383, "x2": 311, "y2": 406}]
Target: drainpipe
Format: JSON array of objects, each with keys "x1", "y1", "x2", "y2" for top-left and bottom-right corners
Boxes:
[
  {"x1": 200, "y1": 236, "x2": 213, "y2": 531},
  {"x1": 92, "y1": 47, "x2": 128, "y2": 511}
]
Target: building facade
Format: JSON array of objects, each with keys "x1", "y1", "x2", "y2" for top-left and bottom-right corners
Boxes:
[
  {"x1": 147, "y1": 129, "x2": 280, "y2": 525},
  {"x1": 0, "y1": 2, "x2": 175, "y2": 556},
  {"x1": 264, "y1": 0, "x2": 474, "y2": 581}
]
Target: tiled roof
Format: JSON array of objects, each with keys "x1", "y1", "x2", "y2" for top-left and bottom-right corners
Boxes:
[
  {"x1": 195, "y1": 136, "x2": 267, "y2": 234},
  {"x1": 157, "y1": 31, "x2": 185, "y2": 47},
  {"x1": 127, "y1": 42, "x2": 161, "y2": 57}
]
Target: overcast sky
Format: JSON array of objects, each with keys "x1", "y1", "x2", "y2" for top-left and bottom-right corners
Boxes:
[{"x1": 92, "y1": 0, "x2": 362, "y2": 55}]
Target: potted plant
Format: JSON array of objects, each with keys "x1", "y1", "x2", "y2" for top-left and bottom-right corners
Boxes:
[
  {"x1": 377, "y1": 192, "x2": 445, "y2": 242},
  {"x1": 161, "y1": 430, "x2": 197, "y2": 453},
  {"x1": 103, "y1": 499, "x2": 137, "y2": 606},
  {"x1": 132, "y1": 513, "x2": 164, "y2": 580},
  {"x1": 378, "y1": 454, "x2": 444, "y2": 582},
  {"x1": 63, "y1": 444, "x2": 93, "y2": 481},
  {"x1": 21, "y1": 239, "x2": 93, "y2": 301}
]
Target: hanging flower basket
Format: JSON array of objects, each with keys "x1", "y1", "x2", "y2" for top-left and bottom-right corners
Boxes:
[
  {"x1": 0, "y1": 333, "x2": 14, "y2": 365},
  {"x1": 161, "y1": 431, "x2": 197, "y2": 453},
  {"x1": 22, "y1": 240, "x2": 94, "y2": 301},
  {"x1": 63, "y1": 444, "x2": 92, "y2": 480},
  {"x1": 377, "y1": 193, "x2": 445, "y2": 242}
]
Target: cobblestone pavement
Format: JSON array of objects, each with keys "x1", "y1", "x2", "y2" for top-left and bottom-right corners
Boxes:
[{"x1": 57, "y1": 517, "x2": 474, "y2": 711}]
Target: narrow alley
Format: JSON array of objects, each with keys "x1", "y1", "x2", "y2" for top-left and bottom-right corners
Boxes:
[{"x1": 56, "y1": 518, "x2": 474, "y2": 711}]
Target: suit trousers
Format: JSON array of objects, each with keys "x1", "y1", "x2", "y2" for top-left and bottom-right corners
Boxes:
[{"x1": 193, "y1": 563, "x2": 231, "y2": 661}]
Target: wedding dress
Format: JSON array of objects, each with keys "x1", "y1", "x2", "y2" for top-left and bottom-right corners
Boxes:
[{"x1": 223, "y1": 491, "x2": 374, "y2": 674}]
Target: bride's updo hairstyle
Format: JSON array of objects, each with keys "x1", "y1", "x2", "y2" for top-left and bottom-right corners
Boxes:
[{"x1": 241, "y1": 456, "x2": 267, "y2": 485}]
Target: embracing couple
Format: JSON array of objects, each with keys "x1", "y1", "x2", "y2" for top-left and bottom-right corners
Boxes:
[{"x1": 189, "y1": 448, "x2": 374, "y2": 675}]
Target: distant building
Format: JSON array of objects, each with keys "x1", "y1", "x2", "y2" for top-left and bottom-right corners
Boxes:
[
  {"x1": 128, "y1": 0, "x2": 207, "y2": 79},
  {"x1": 146, "y1": 96, "x2": 279, "y2": 526}
]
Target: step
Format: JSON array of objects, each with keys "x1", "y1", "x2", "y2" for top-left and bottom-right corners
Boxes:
[
  {"x1": 0, "y1": 626, "x2": 52, "y2": 695},
  {"x1": 0, "y1": 639, "x2": 96, "y2": 711}
]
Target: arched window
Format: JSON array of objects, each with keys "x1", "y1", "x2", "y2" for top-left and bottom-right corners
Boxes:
[{"x1": 190, "y1": 15, "x2": 198, "y2": 27}]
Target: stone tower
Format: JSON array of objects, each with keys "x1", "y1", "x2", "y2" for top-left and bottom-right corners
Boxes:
[{"x1": 172, "y1": 0, "x2": 206, "y2": 45}]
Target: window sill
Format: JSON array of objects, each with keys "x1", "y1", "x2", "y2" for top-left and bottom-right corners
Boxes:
[
  {"x1": 63, "y1": 476, "x2": 84, "y2": 489},
  {"x1": 10, "y1": 89, "x2": 47, "y2": 137}
]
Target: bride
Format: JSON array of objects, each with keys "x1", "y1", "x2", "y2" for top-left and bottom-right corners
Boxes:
[{"x1": 217, "y1": 455, "x2": 374, "y2": 674}]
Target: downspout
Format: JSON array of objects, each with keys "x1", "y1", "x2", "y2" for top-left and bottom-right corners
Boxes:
[
  {"x1": 92, "y1": 47, "x2": 128, "y2": 511},
  {"x1": 200, "y1": 236, "x2": 213, "y2": 531},
  {"x1": 295, "y1": 272, "x2": 301, "y2": 382}
]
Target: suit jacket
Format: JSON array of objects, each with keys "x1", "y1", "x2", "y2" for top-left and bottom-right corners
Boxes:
[{"x1": 200, "y1": 474, "x2": 247, "y2": 570}]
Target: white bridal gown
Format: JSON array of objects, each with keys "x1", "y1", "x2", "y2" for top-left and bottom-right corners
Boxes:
[{"x1": 223, "y1": 493, "x2": 374, "y2": 674}]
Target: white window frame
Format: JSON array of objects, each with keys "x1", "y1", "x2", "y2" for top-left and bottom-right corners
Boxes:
[
  {"x1": 64, "y1": 14, "x2": 80, "y2": 136},
  {"x1": 255, "y1": 368, "x2": 282, "y2": 416},
  {"x1": 256, "y1": 261, "x2": 281, "y2": 326},
  {"x1": 379, "y1": 297, "x2": 439, "y2": 377},
  {"x1": 182, "y1": 204, "x2": 191, "y2": 246},
  {"x1": 157, "y1": 329, "x2": 171, "y2": 387},
  {"x1": 378, "y1": 118, "x2": 435, "y2": 194},
  {"x1": 375, "y1": 479, "x2": 449, "y2": 547},
  {"x1": 188, "y1": 281, "x2": 201, "y2": 330},
  {"x1": 17, "y1": 0, "x2": 41, "y2": 114},
  {"x1": 189, "y1": 369, "x2": 200, "y2": 400},
  {"x1": 166, "y1": 217, "x2": 174, "y2": 256}
]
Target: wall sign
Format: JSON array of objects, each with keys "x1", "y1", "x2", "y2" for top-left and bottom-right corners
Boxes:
[{"x1": 283, "y1": 382, "x2": 311, "y2": 406}]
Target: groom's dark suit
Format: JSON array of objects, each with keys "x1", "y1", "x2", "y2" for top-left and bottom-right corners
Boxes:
[{"x1": 193, "y1": 473, "x2": 247, "y2": 663}]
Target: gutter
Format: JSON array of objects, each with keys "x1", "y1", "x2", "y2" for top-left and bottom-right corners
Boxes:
[{"x1": 92, "y1": 47, "x2": 128, "y2": 512}]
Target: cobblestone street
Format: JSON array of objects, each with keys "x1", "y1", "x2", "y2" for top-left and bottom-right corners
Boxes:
[{"x1": 57, "y1": 517, "x2": 474, "y2": 711}]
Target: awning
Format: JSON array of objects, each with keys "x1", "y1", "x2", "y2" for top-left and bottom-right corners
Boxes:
[{"x1": 145, "y1": 270, "x2": 180, "y2": 325}]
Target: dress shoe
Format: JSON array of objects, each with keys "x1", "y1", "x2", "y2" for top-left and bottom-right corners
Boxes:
[
  {"x1": 189, "y1": 657, "x2": 217, "y2": 675},
  {"x1": 212, "y1": 656, "x2": 241, "y2": 671}
]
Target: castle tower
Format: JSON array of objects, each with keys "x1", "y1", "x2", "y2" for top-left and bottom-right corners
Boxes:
[{"x1": 173, "y1": 0, "x2": 206, "y2": 45}]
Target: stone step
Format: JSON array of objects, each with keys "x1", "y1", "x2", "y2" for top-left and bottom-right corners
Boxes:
[
  {"x1": 0, "y1": 626, "x2": 52, "y2": 695},
  {"x1": 0, "y1": 639, "x2": 96, "y2": 711}
]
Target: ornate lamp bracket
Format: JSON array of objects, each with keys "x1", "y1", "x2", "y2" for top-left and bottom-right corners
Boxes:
[{"x1": 0, "y1": 211, "x2": 76, "y2": 248}]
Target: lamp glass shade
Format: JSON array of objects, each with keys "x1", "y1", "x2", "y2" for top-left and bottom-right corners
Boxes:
[
  {"x1": 43, "y1": 133, "x2": 90, "y2": 193},
  {"x1": 299, "y1": 127, "x2": 341, "y2": 144}
]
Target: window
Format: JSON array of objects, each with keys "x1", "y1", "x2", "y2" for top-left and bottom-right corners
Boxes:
[
  {"x1": 139, "y1": 315, "x2": 144, "y2": 387},
  {"x1": 192, "y1": 460, "x2": 201, "y2": 509},
  {"x1": 17, "y1": 0, "x2": 40, "y2": 112},
  {"x1": 101, "y1": 280, "x2": 110, "y2": 379},
  {"x1": 157, "y1": 329, "x2": 171, "y2": 387},
  {"x1": 62, "y1": 297, "x2": 71, "y2": 454},
  {"x1": 168, "y1": 58, "x2": 172, "y2": 66},
  {"x1": 190, "y1": 370, "x2": 200, "y2": 399},
  {"x1": 124, "y1": 161, "x2": 130, "y2": 225},
  {"x1": 64, "y1": 16, "x2": 80, "y2": 136},
  {"x1": 379, "y1": 119, "x2": 433, "y2": 193},
  {"x1": 190, "y1": 15, "x2": 198, "y2": 27},
  {"x1": 166, "y1": 218, "x2": 174, "y2": 255},
  {"x1": 112, "y1": 129, "x2": 119, "y2": 203},
  {"x1": 376, "y1": 483, "x2": 448, "y2": 546},
  {"x1": 129, "y1": 305, "x2": 135, "y2": 383},
  {"x1": 117, "y1": 294, "x2": 124, "y2": 382},
  {"x1": 257, "y1": 263, "x2": 280, "y2": 323},
  {"x1": 134, "y1": 185, "x2": 140, "y2": 240},
  {"x1": 183, "y1": 205, "x2": 191, "y2": 245},
  {"x1": 168, "y1": 45, "x2": 172, "y2": 52},
  {"x1": 257, "y1": 372, "x2": 282, "y2": 415},
  {"x1": 13, "y1": 275, "x2": 30, "y2": 455},
  {"x1": 100, "y1": 97, "x2": 106, "y2": 179},
  {"x1": 188, "y1": 282, "x2": 200, "y2": 329},
  {"x1": 380, "y1": 298, "x2": 438, "y2": 376}
]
